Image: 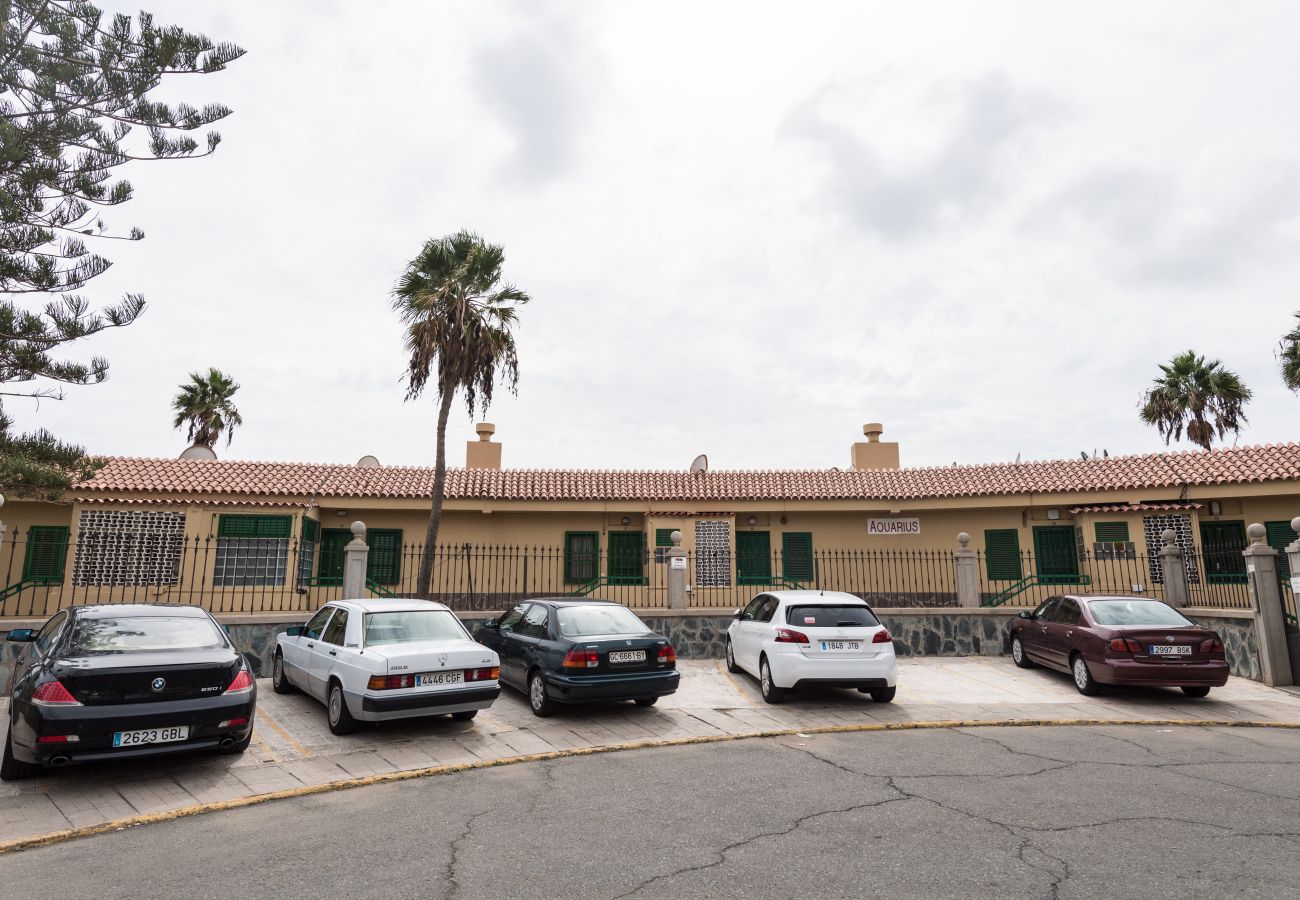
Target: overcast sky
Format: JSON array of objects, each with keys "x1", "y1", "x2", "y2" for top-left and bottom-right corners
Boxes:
[{"x1": 11, "y1": 1, "x2": 1300, "y2": 471}]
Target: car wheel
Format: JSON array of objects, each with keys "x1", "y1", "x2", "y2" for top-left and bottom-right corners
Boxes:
[
  {"x1": 759, "y1": 657, "x2": 785, "y2": 704},
  {"x1": 451, "y1": 710, "x2": 478, "y2": 721},
  {"x1": 327, "y1": 681, "x2": 358, "y2": 735},
  {"x1": 725, "y1": 639, "x2": 741, "y2": 673},
  {"x1": 634, "y1": 696, "x2": 658, "y2": 707},
  {"x1": 1, "y1": 725, "x2": 40, "y2": 781},
  {"x1": 1011, "y1": 636, "x2": 1035, "y2": 669},
  {"x1": 870, "y1": 685, "x2": 897, "y2": 703},
  {"x1": 1071, "y1": 654, "x2": 1101, "y2": 696},
  {"x1": 272, "y1": 651, "x2": 296, "y2": 694},
  {"x1": 1181, "y1": 686, "x2": 1211, "y2": 698},
  {"x1": 528, "y1": 671, "x2": 555, "y2": 718}
]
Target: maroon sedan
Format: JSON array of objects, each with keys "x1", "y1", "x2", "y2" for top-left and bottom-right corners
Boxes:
[{"x1": 1008, "y1": 594, "x2": 1229, "y2": 697}]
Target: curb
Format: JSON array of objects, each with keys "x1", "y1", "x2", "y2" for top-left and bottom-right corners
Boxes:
[{"x1": 2, "y1": 717, "x2": 1296, "y2": 855}]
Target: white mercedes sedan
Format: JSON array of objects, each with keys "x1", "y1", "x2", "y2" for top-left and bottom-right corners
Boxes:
[
  {"x1": 725, "y1": 590, "x2": 898, "y2": 704},
  {"x1": 273, "y1": 599, "x2": 500, "y2": 734}
]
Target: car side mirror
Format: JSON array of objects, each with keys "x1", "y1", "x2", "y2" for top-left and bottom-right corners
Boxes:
[
  {"x1": 286, "y1": 625, "x2": 304, "y2": 637},
  {"x1": 482, "y1": 618, "x2": 497, "y2": 629},
  {"x1": 6, "y1": 628, "x2": 35, "y2": 642},
  {"x1": 1017, "y1": 611, "x2": 1033, "y2": 620},
  {"x1": 733, "y1": 609, "x2": 744, "y2": 620}
]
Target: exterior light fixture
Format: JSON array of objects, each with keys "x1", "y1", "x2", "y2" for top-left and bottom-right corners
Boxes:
[
  {"x1": 335, "y1": 510, "x2": 348, "y2": 517},
  {"x1": 1209, "y1": 501, "x2": 1222, "y2": 516},
  {"x1": 1046, "y1": 509, "x2": 1061, "y2": 520},
  {"x1": 779, "y1": 515, "x2": 788, "y2": 525},
  {"x1": 620, "y1": 516, "x2": 630, "y2": 526},
  {"x1": 747, "y1": 515, "x2": 758, "y2": 526}
]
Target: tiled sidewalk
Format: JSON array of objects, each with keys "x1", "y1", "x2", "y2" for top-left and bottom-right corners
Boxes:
[{"x1": 4, "y1": 658, "x2": 1300, "y2": 845}]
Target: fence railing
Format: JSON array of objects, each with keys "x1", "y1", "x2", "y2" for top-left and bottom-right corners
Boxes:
[{"x1": 0, "y1": 527, "x2": 1264, "y2": 618}]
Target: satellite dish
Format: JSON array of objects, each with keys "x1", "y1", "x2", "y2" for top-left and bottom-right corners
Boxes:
[
  {"x1": 179, "y1": 444, "x2": 217, "y2": 461},
  {"x1": 356, "y1": 455, "x2": 381, "y2": 468},
  {"x1": 689, "y1": 454, "x2": 708, "y2": 474}
]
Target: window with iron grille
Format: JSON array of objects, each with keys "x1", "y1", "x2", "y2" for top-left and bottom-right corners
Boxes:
[
  {"x1": 298, "y1": 518, "x2": 320, "y2": 586},
  {"x1": 654, "y1": 527, "x2": 676, "y2": 563},
  {"x1": 984, "y1": 529, "x2": 1022, "y2": 581},
  {"x1": 564, "y1": 532, "x2": 599, "y2": 583},
  {"x1": 367, "y1": 529, "x2": 403, "y2": 585},
  {"x1": 608, "y1": 531, "x2": 647, "y2": 584},
  {"x1": 23, "y1": 526, "x2": 69, "y2": 583},
  {"x1": 214, "y1": 515, "x2": 291, "y2": 587},
  {"x1": 1093, "y1": 521, "x2": 1135, "y2": 559}
]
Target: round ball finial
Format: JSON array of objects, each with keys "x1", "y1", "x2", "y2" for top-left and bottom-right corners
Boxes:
[
  {"x1": 1247, "y1": 522, "x2": 1267, "y2": 544},
  {"x1": 350, "y1": 521, "x2": 366, "y2": 539},
  {"x1": 957, "y1": 532, "x2": 971, "y2": 548},
  {"x1": 670, "y1": 529, "x2": 682, "y2": 547},
  {"x1": 1292, "y1": 516, "x2": 1300, "y2": 536},
  {"x1": 1161, "y1": 529, "x2": 1176, "y2": 545},
  {"x1": 0, "y1": 493, "x2": 5, "y2": 510}
]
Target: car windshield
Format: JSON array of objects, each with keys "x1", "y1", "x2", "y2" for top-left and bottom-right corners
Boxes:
[
  {"x1": 1088, "y1": 600, "x2": 1194, "y2": 627},
  {"x1": 556, "y1": 605, "x2": 647, "y2": 637},
  {"x1": 786, "y1": 605, "x2": 880, "y2": 627},
  {"x1": 69, "y1": 616, "x2": 225, "y2": 654},
  {"x1": 363, "y1": 610, "x2": 467, "y2": 646}
]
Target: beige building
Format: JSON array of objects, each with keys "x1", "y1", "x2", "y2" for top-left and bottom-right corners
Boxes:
[{"x1": 1, "y1": 424, "x2": 1298, "y2": 617}]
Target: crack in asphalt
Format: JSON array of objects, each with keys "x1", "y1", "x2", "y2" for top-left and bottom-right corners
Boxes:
[{"x1": 443, "y1": 801, "x2": 512, "y2": 900}]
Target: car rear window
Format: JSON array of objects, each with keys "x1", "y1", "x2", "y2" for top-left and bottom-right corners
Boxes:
[
  {"x1": 556, "y1": 605, "x2": 648, "y2": 637},
  {"x1": 69, "y1": 616, "x2": 225, "y2": 654},
  {"x1": 363, "y1": 610, "x2": 467, "y2": 646},
  {"x1": 786, "y1": 605, "x2": 880, "y2": 627},
  {"x1": 1088, "y1": 600, "x2": 1194, "y2": 627}
]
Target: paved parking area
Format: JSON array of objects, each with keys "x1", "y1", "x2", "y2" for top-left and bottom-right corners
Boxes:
[{"x1": 4, "y1": 658, "x2": 1300, "y2": 846}]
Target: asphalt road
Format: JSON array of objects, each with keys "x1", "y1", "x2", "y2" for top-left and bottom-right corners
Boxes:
[{"x1": 3, "y1": 725, "x2": 1299, "y2": 899}]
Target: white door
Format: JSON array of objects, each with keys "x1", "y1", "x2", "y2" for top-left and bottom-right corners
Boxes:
[
  {"x1": 308, "y1": 606, "x2": 350, "y2": 699},
  {"x1": 285, "y1": 606, "x2": 334, "y2": 689}
]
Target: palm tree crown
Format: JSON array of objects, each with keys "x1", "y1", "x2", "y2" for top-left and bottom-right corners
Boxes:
[
  {"x1": 171, "y1": 368, "x2": 243, "y2": 448},
  {"x1": 1139, "y1": 351, "x2": 1251, "y2": 451},
  {"x1": 1280, "y1": 312, "x2": 1300, "y2": 393},
  {"x1": 392, "y1": 230, "x2": 530, "y2": 596}
]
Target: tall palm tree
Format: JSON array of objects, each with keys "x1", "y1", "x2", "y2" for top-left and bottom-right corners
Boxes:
[
  {"x1": 171, "y1": 368, "x2": 243, "y2": 449},
  {"x1": 1139, "y1": 351, "x2": 1251, "y2": 451},
  {"x1": 1280, "y1": 312, "x2": 1300, "y2": 393},
  {"x1": 392, "y1": 230, "x2": 530, "y2": 597}
]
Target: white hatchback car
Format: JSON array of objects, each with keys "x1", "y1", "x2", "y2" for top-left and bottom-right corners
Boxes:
[
  {"x1": 726, "y1": 590, "x2": 898, "y2": 704},
  {"x1": 273, "y1": 599, "x2": 500, "y2": 734}
]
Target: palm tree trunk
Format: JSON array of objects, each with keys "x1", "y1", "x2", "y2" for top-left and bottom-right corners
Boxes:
[{"x1": 417, "y1": 383, "x2": 456, "y2": 597}]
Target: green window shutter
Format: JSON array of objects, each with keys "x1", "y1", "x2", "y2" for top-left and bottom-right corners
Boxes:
[
  {"x1": 984, "y1": 529, "x2": 1022, "y2": 581},
  {"x1": 366, "y1": 529, "x2": 403, "y2": 586},
  {"x1": 24, "y1": 526, "x2": 69, "y2": 582},
  {"x1": 564, "y1": 532, "x2": 599, "y2": 583},
  {"x1": 218, "y1": 515, "x2": 291, "y2": 539},
  {"x1": 1266, "y1": 521, "x2": 1294, "y2": 579},
  {"x1": 1094, "y1": 522, "x2": 1129, "y2": 543},
  {"x1": 781, "y1": 532, "x2": 814, "y2": 582},
  {"x1": 301, "y1": 518, "x2": 320, "y2": 542},
  {"x1": 737, "y1": 531, "x2": 772, "y2": 584},
  {"x1": 655, "y1": 528, "x2": 675, "y2": 547}
]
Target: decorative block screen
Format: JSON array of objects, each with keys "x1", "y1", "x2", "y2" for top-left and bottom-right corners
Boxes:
[
  {"x1": 1142, "y1": 514, "x2": 1199, "y2": 584},
  {"x1": 73, "y1": 510, "x2": 186, "y2": 587},
  {"x1": 694, "y1": 520, "x2": 731, "y2": 587}
]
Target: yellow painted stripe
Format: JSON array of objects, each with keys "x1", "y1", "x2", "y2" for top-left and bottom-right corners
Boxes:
[
  {"x1": 1, "y1": 718, "x2": 1295, "y2": 856},
  {"x1": 249, "y1": 730, "x2": 280, "y2": 764},
  {"x1": 254, "y1": 707, "x2": 315, "y2": 759}
]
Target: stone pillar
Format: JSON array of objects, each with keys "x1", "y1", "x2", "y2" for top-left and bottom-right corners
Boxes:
[
  {"x1": 342, "y1": 521, "x2": 369, "y2": 600},
  {"x1": 666, "y1": 530, "x2": 687, "y2": 610},
  {"x1": 954, "y1": 532, "x2": 980, "y2": 608},
  {"x1": 1243, "y1": 522, "x2": 1294, "y2": 687},
  {"x1": 1159, "y1": 529, "x2": 1189, "y2": 608}
]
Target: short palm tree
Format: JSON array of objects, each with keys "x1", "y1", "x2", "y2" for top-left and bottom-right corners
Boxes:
[
  {"x1": 392, "y1": 230, "x2": 530, "y2": 597},
  {"x1": 171, "y1": 368, "x2": 243, "y2": 449},
  {"x1": 1280, "y1": 312, "x2": 1300, "y2": 392},
  {"x1": 1139, "y1": 351, "x2": 1251, "y2": 451}
]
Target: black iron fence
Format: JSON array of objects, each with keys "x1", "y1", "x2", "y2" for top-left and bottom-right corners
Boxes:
[{"x1": 0, "y1": 526, "x2": 1264, "y2": 618}]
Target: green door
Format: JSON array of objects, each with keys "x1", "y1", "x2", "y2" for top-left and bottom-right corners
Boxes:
[
  {"x1": 1200, "y1": 521, "x2": 1248, "y2": 584},
  {"x1": 318, "y1": 528, "x2": 350, "y2": 585},
  {"x1": 607, "y1": 531, "x2": 646, "y2": 585},
  {"x1": 737, "y1": 531, "x2": 772, "y2": 584},
  {"x1": 1032, "y1": 526, "x2": 1079, "y2": 582}
]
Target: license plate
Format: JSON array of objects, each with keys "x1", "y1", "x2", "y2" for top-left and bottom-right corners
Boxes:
[
  {"x1": 1150, "y1": 645, "x2": 1192, "y2": 656},
  {"x1": 820, "y1": 641, "x2": 862, "y2": 652},
  {"x1": 113, "y1": 726, "x2": 189, "y2": 748},
  {"x1": 415, "y1": 672, "x2": 463, "y2": 686},
  {"x1": 609, "y1": 650, "x2": 646, "y2": 664}
]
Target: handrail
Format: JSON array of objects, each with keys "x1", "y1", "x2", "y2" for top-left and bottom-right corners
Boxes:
[
  {"x1": 0, "y1": 576, "x2": 61, "y2": 605},
  {"x1": 984, "y1": 574, "x2": 1092, "y2": 607},
  {"x1": 366, "y1": 579, "x2": 398, "y2": 599}
]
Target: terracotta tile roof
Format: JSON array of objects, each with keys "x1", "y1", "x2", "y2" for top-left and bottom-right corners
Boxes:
[
  {"x1": 74, "y1": 497, "x2": 314, "y2": 509},
  {"x1": 74, "y1": 443, "x2": 1300, "y2": 504},
  {"x1": 1068, "y1": 502, "x2": 1204, "y2": 514}
]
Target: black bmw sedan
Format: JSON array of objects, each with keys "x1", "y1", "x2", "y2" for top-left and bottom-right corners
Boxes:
[
  {"x1": 3, "y1": 604, "x2": 256, "y2": 780},
  {"x1": 474, "y1": 599, "x2": 679, "y2": 717}
]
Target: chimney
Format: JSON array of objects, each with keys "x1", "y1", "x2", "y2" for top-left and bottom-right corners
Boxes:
[
  {"x1": 851, "y1": 422, "x2": 900, "y2": 470},
  {"x1": 466, "y1": 422, "x2": 502, "y2": 469}
]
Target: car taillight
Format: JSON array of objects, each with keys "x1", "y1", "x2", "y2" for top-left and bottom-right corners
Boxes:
[
  {"x1": 218, "y1": 717, "x2": 250, "y2": 729},
  {"x1": 1200, "y1": 638, "x2": 1224, "y2": 654},
  {"x1": 368, "y1": 674, "x2": 415, "y2": 690},
  {"x1": 224, "y1": 668, "x2": 255, "y2": 695},
  {"x1": 1108, "y1": 638, "x2": 1144, "y2": 654},
  {"x1": 37, "y1": 734, "x2": 80, "y2": 743},
  {"x1": 32, "y1": 680, "x2": 82, "y2": 706},
  {"x1": 563, "y1": 648, "x2": 600, "y2": 669},
  {"x1": 774, "y1": 628, "x2": 809, "y2": 644},
  {"x1": 658, "y1": 644, "x2": 676, "y2": 666},
  {"x1": 872, "y1": 629, "x2": 893, "y2": 644},
  {"x1": 465, "y1": 667, "x2": 500, "y2": 682}
]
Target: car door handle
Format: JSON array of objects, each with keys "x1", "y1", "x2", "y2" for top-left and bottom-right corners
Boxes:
[
  {"x1": 329, "y1": 649, "x2": 337, "y2": 656},
  {"x1": 1066, "y1": 630, "x2": 1073, "y2": 637},
  {"x1": 307, "y1": 642, "x2": 315, "y2": 648}
]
